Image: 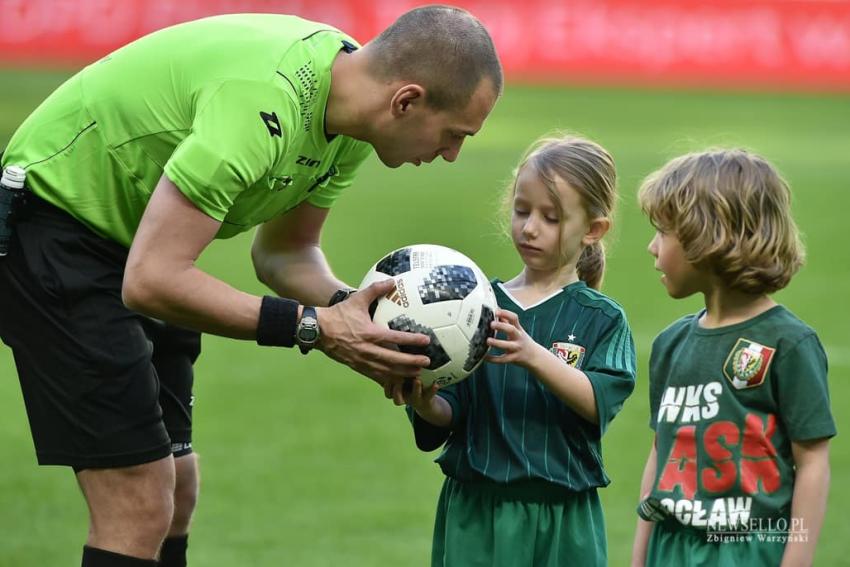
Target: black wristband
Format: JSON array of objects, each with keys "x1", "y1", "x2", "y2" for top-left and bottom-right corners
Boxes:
[{"x1": 256, "y1": 296, "x2": 299, "y2": 347}]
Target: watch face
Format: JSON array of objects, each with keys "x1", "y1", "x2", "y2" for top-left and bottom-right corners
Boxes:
[
  {"x1": 298, "y1": 314, "x2": 319, "y2": 345},
  {"x1": 297, "y1": 307, "x2": 320, "y2": 350},
  {"x1": 300, "y1": 328, "x2": 319, "y2": 342}
]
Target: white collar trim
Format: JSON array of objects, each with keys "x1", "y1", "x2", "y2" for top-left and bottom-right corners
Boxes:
[{"x1": 496, "y1": 282, "x2": 565, "y2": 311}]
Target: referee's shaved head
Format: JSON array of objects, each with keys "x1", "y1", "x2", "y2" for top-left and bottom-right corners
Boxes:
[{"x1": 365, "y1": 5, "x2": 503, "y2": 110}]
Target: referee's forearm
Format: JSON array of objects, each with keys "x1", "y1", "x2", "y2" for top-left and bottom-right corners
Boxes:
[
  {"x1": 123, "y1": 264, "x2": 264, "y2": 339},
  {"x1": 254, "y1": 246, "x2": 348, "y2": 306}
]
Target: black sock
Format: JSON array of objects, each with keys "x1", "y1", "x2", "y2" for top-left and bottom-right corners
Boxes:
[
  {"x1": 158, "y1": 535, "x2": 189, "y2": 567},
  {"x1": 82, "y1": 546, "x2": 157, "y2": 567}
]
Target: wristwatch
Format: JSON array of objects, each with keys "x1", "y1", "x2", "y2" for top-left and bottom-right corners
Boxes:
[
  {"x1": 328, "y1": 288, "x2": 356, "y2": 306},
  {"x1": 295, "y1": 306, "x2": 320, "y2": 354}
]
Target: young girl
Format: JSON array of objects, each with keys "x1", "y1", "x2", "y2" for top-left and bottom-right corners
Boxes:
[
  {"x1": 630, "y1": 149, "x2": 835, "y2": 566},
  {"x1": 388, "y1": 134, "x2": 636, "y2": 566}
]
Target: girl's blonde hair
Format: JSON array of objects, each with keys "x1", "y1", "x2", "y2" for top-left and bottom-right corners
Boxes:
[
  {"x1": 503, "y1": 134, "x2": 617, "y2": 289},
  {"x1": 638, "y1": 148, "x2": 804, "y2": 294}
]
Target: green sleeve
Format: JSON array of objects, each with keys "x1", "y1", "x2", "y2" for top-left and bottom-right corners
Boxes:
[
  {"x1": 648, "y1": 337, "x2": 665, "y2": 432},
  {"x1": 306, "y1": 137, "x2": 372, "y2": 209},
  {"x1": 405, "y1": 379, "x2": 469, "y2": 451},
  {"x1": 773, "y1": 333, "x2": 836, "y2": 441},
  {"x1": 164, "y1": 80, "x2": 293, "y2": 220},
  {"x1": 583, "y1": 313, "x2": 637, "y2": 435},
  {"x1": 406, "y1": 407, "x2": 450, "y2": 452},
  {"x1": 438, "y1": 380, "x2": 468, "y2": 430}
]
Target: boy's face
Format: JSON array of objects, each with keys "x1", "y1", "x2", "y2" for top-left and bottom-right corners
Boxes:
[{"x1": 648, "y1": 230, "x2": 706, "y2": 298}]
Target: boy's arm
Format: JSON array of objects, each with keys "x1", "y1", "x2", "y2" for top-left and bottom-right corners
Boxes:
[
  {"x1": 780, "y1": 438, "x2": 831, "y2": 567},
  {"x1": 631, "y1": 441, "x2": 658, "y2": 567}
]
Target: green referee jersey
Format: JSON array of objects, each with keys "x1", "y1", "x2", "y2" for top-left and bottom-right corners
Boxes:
[
  {"x1": 2, "y1": 14, "x2": 372, "y2": 247},
  {"x1": 410, "y1": 279, "x2": 637, "y2": 491},
  {"x1": 644, "y1": 305, "x2": 836, "y2": 532}
]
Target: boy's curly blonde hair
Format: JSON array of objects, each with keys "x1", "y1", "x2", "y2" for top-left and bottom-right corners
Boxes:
[{"x1": 638, "y1": 149, "x2": 804, "y2": 294}]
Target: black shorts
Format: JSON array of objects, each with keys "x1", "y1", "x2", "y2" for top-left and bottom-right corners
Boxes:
[{"x1": 0, "y1": 197, "x2": 200, "y2": 469}]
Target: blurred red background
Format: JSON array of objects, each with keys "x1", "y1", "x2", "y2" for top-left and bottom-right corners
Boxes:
[{"x1": 1, "y1": 0, "x2": 849, "y2": 91}]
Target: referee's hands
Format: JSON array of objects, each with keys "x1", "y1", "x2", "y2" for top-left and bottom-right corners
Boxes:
[{"x1": 315, "y1": 279, "x2": 430, "y2": 387}]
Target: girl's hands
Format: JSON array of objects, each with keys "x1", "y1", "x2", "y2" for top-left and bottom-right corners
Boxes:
[
  {"x1": 486, "y1": 308, "x2": 546, "y2": 367},
  {"x1": 385, "y1": 378, "x2": 440, "y2": 412}
]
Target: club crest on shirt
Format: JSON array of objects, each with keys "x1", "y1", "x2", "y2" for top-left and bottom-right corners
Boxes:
[
  {"x1": 551, "y1": 342, "x2": 585, "y2": 368},
  {"x1": 723, "y1": 338, "x2": 775, "y2": 389}
]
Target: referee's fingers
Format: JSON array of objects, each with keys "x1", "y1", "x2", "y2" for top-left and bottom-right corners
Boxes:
[
  {"x1": 381, "y1": 327, "x2": 430, "y2": 347},
  {"x1": 370, "y1": 343, "x2": 430, "y2": 370}
]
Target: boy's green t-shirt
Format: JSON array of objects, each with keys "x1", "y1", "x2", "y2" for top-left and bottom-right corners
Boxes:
[{"x1": 646, "y1": 306, "x2": 836, "y2": 532}]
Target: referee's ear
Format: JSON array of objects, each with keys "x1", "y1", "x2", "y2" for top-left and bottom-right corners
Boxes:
[{"x1": 390, "y1": 84, "x2": 426, "y2": 117}]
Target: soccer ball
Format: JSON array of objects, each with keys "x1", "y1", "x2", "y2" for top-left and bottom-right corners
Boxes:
[{"x1": 359, "y1": 244, "x2": 498, "y2": 387}]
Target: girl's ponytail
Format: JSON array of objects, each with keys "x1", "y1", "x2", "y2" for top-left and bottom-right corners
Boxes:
[{"x1": 577, "y1": 240, "x2": 606, "y2": 290}]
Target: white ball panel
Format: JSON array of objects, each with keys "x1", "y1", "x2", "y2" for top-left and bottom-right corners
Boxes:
[{"x1": 420, "y1": 325, "x2": 473, "y2": 387}]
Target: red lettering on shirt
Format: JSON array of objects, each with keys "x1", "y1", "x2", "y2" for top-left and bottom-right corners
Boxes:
[
  {"x1": 701, "y1": 420, "x2": 739, "y2": 493},
  {"x1": 740, "y1": 413, "x2": 781, "y2": 494},
  {"x1": 658, "y1": 425, "x2": 698, "y2": 499}
]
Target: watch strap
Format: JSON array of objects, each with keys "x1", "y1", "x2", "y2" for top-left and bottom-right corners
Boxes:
[
  {"x1": 328, "y1": 288, "x2": 356, "y2": 306},
  {"x1": 297, "y1": 306, "x2": 319, "y2": 354}
]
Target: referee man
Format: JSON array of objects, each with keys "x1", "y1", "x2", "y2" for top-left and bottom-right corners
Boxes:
[{"x1": 0, "y1": 7, "x2": 501, "y2": 566}]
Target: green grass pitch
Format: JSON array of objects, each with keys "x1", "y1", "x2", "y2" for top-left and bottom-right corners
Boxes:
[{"x1": 1, "y1": 69, "x2": 848, "y2": 565}]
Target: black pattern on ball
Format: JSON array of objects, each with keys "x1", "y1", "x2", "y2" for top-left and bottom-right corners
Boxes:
[
  {"x1": 418, "y1": 265, "x2": 477, "y2": 305},
  {"x1": 388, "y1": 315, "x2": 451, "y2": 370},
  {"x1": 464, "y1": 306, "x2": 495, "y2": 371},
  {"x1": 375, "y1": 248, "x2": 411, "y2": 276}
]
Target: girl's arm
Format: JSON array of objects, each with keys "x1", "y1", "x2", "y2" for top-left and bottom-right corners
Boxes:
[
  {"x1": 487, "y1": 308, "x2": 598, "y2": 423},
  {"x1": 631, "y1": 441, "x2": 658, "y2": 567},
  {"x1": 780, "y1": 438, "x2": 831, "y2": 567},
  {"x1": 387, "y1": 379, "x2": 453, "y2": 428}
]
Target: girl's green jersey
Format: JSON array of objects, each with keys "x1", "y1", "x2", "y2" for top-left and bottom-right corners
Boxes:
[{"x1": 411, "y1": 280, "x2": 637, "y2": 491}]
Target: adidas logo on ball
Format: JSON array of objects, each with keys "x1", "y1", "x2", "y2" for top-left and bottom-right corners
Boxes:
[{"x1": 385, "y1": 278, "x2": 410, "y2": 307}]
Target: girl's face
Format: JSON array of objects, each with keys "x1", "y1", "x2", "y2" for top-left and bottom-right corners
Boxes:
[
  {"x1": 511, "y1": 165, "x2": 592, "y2": 272},
  {"x1": 647, "y1": 230, "x2": 706, "y2": 298}
]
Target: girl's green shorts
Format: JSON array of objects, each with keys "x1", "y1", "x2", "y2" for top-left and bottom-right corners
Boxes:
[{"x1": 431, "y1": 477, "x2": 607, "y2": 567}]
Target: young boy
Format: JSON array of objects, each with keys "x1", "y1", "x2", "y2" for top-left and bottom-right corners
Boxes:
[{"x1": 631, "y1": 149, "x2": 835, "y2": 566}]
